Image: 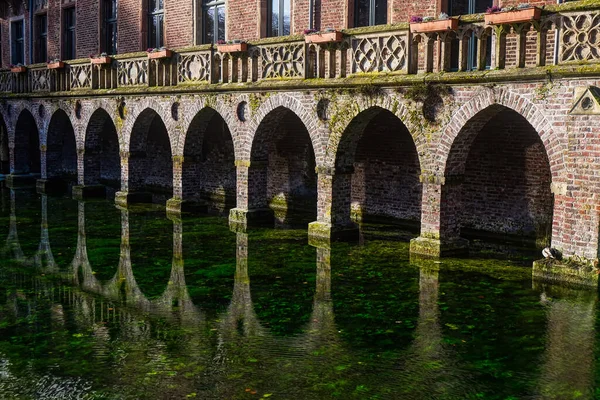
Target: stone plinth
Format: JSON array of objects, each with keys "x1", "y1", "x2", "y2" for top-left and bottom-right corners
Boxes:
[
  {"x1": 115, "y1": 191, "x2": 153, "y2": 207},
  {"x1": 36, "y1": 179, "x2": 68, "y2": 195},
  {"x1": 72, "y1": 185, "x2": 106, "y2": 200},
  {"x1": 307, "y1": 221, "x2": 359, "y2": 248},
  {"x1": 229, "y1": 208, "x2": 274, "y2": 232},
  {"x1": 533, "y1": 259, "x2": 598, "y2": 288},
  {"x1": 409, "y1": 236, "x2": 469, "y2": 257},
  {"x1": 6, "y1": 174, "x2": 37, "y2": 188}
]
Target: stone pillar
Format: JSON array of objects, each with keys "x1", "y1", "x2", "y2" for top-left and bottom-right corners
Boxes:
[
  {"x1": 534, "y1": 282, "x2": 596, "y2": 399},
  {"x1": 410, "y1": 173, "x2": 468, "y2": 257},
  {"x1": 114, "y1": 151, "x2": 151, "y2": 207},
  {"x1": 308, "y1": 167, "x2": 359, "y2": 247},
  {"x1": 35, "y1": 195, "x2": 57, "y2": 273},
  {"x1": 6, "y1": 189, "x2": 24, "y2": 261},
  {"x1": 36, "y1": 147, "x2": 66, "y2": 194},
  {"x1": 229, "y1": 160, "x2": 273, "y2": 231},
  {"x1": 6, "y1": 141, "x2": 36, "y2": 187},
  {"x1": 166, "y1": 155, "x2": 184, "y2": 215},
  {"x1": 72, "y1": 148, "x2": 106, "y2": 200}
]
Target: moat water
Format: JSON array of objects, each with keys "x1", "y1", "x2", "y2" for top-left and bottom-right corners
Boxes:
[{"x1": 0, "y1": 188, "x2": 598, "y2": 399}]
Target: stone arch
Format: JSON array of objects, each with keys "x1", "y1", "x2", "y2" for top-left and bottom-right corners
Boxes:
[
  {"x1": 323, "y1": 92, "x2": 425, "y2": 170},
  {"x1": 330, "y1": 105, "x2": 422, "y2": 229},
  {"x1": 46, "y1": 108, "x2": 77, "y2": 184},
  {"x1": 438, "y1": 89, "x2": 565, "y2": 181},
  {"x1": 13, "y1": 108, "x2": 41, "y2": 175},
  {"x1": 128, "y1": 108, "x2": 173, "y2": 204},
  {"x1": 83, "y1": 108, "x2": 121, "y2": 191},
  {"x1": 175, "y1": 97, "x2": 238, "y2": 157},
  {"x1": 41, "y1": 103, "x2": 79, "y2": 146},
  {"x1": 122, "y1": 98, "x2": 175, "y2": 154},
  {"x1": 439, "y1": 92, "x2": 557, "y2": 245},
  {"x1": 181, "y1": 107, "x2": 236, "y2": 212},
  {"x1": 243, "y1": 93, "x2": 325, "y2": 164},
  {"x1": 248, "y1": 105, "x2": 318, "y2": 227}
]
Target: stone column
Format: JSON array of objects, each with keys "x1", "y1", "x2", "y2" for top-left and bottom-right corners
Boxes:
[
  {"x1": 534, "y1": 283, "x2": 596, "y2": 399},
  {"x1": 35, "y1": 195, "x2": 57, "y2": 273},
  {"x1": 410, "y1": 173, "x2": 468, "y2": 257},
  {"x1": 229, "y1": 160, "x2": 273, "y2": 231},
  {"x1": 166, "y1": 155, "x2": 184, "y2": 215},
  {"x1": 6, "y1": 137, "x2": 37, "y2": 187},
  {"x1": 308, "y1": 167, "x2": 359, "y2": 247},
  {"x1": 115, "y1": 151, "x2": 151, "y2": 207},
  {"x1": 72, "y1": 148, "x2": 106, "y2": 200}
]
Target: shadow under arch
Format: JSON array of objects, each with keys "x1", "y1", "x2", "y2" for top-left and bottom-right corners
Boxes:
[
  {"x1": 248, "y1": 106, "x2": 317, "y2": 227},
  {"x1": 332, "y1": 106, "x2": 422, "y2": 236},
  {"x1": 128, "y1": 108, "x2": 173, "y2": 205},
  {"x1": 45, "y1": 108, "x2": 77, "y2": 190},
  {"x1": 182, "y1": 107, "x2": 236, "y2": 213},
  {"x1": 442, "y1": 104, "x2": 553, "y2": 248},
  {"x1": 84, "y1": 108, "x2": 121, "y2": 197},
  {"x1": 13, "y1": 109, "x2": 40, "y2": 175}
]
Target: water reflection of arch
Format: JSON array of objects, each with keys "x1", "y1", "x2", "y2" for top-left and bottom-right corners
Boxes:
[{"x1": 70, "y1": 203, "x2": 202, "y2": 324}]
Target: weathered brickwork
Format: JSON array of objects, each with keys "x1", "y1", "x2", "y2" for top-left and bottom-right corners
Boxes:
[{"x1": 2, "y1": 1, "x2": 600, "y2": 285}]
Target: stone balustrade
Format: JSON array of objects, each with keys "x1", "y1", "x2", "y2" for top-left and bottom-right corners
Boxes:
[{"x1": 0, "y1": 6, "x2": 599, "y2": 95}]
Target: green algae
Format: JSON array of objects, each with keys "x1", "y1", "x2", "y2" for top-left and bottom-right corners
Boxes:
[{"x1": 0, "y1": 192, "x2": 598, "y2": 400}]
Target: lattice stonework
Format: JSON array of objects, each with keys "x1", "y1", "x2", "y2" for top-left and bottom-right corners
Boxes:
[
  {"x1": 561, "y1": 12, "x2": 600, "y2": 62},
  {"x1": 260, "y1": 43, "x2": 305, "y2": 79},
  {"x1": 31, "y1": 69, "x2": 51, "y2": 92},
  {"x1": 352, "y1": 34, "x2": 408, "y2": 73},
  {"x1": 178, "y1": 52, "x2": 211, "y2": 83},
  {"x1": 0, "y1": 72, "x2": 10, "y2": 93},
  {"x1": 118, "y1": 59, "x2": 148, "y2": 86},
  {"x1": 70, "y1": 64, "x2": 92, "y2": 89}
]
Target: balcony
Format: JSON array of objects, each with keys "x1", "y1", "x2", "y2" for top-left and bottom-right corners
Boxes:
[{"x1": 1, "y1": 1, "x2": 599, "y2": 96}]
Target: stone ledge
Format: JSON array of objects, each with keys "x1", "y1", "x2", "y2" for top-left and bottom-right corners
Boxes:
[
  {"x1": 36, "y1": 179, "x2": 68, "y2": 195},
  {"x1": 409, "y1": 236, "x2": 469, "y2": 257},
  {"x1": 115, "y1": 191, "x2": 153, "y2": 207},
  {"x1": 532, "y1": 258, "x2": 598, "y2": 288},
  {"x1": 72, "y1": 185, "x2": 106, "y2": 200},
  {"x1": 307, "y1": 221, "x2": 360, "y2": 249},
  {"x1": 229, "y1": 208, "x2": 274, "y2": 232},
  {"x1": 5, "y1": 174, "x2": 37, "y2": 188}
]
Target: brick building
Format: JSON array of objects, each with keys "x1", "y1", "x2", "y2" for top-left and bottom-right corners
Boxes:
[{"x1": 1, "y1": 0, "x2": 600, "y2": 285}]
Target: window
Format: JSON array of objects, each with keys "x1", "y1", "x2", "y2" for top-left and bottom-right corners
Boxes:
[
  {"x1": 103, "y1": 0, "x2": 118, "y2": 54},
  {"x1": 267, "y1": 0, "x2": 290, "y2": 37},
  {"x1": 148, "y1": 0, "x2": 164, "y2": 49},
  {"x1": 355, "y1": 0, "x2": 387, "y2": 27},
  {"x1": 63, "y1": 7, "x2": 76, "y2": 60},
  {"x1": 202, "y1": 0, "x2": 225, "y2": 43},
  {"x1": 35, "y1": 14, "x2": 47, "y2": 63},
  {"x1": 10, "y1": 20, "x2": 25, "y2": 65},
  {"x1": 449, "y1": 0, "x2": 492, "y2": 70}
]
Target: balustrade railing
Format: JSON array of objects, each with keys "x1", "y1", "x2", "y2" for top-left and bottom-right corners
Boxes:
[{"x1": 0, "y1": 6, "x2": 599, "y2": 95}]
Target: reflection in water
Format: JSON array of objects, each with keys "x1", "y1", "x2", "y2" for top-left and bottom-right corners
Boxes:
[
  {"x1": 535, "y1": 283, "x2": 596, "y2": 399},
  {"x1": 0, "y1": 191, "x2": 598, "y2": 399}
]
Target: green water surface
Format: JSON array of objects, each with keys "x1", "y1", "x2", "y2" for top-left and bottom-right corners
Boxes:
[{"x1": 0, "y1": 188, "x2": 597, "y2": 399}]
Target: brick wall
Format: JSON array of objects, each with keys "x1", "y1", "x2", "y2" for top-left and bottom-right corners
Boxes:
[
  {"x1": 228, "y1": 0, "x2": 260, "y2": 41},
  {"x1": 76, "y1": 0, "x2": 99, "y2": 58},
  {"x1": 351, "y1": 110, "x2": 422, "y2": 223},
  {"x1": 461, "y1": 108, "x2": 553, "y2": 238},
  {"x1": 165, "y1": 0, "x2": 193, "y2": 48}
]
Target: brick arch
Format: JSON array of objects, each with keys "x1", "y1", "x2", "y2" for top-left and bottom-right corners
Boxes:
[
  {"x1": 438, "y1": 89, "x2": 566, "y2": 181},
  {"x1": 9, "y1": 102, "x2": 43, "y2": 144},
  {"x1": 176, "y1": 101, "x2": 236, "y2": 157},
  {"x1": 122, "y1": 98, "x2": 174, "y2": 154},
  {"x1": 12, "y1": 107, "x2": 41, "y2": 174},
  {"x1": 41, "y1": 103, "x2": 78, "y2": 146},
  {"x1": 323, "y1": 94, "x2": 425, "y2": 170},
  {"x1": 80, "y1": 100, "x2": 120, "y2": 149},
  {"x1": 243, "y1": 93, "x2": 325, "y2": 163}
]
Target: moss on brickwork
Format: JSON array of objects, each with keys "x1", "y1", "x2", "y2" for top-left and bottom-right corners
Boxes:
[{"x1": 532, "y1": 258, "x2": 599, "y2": 288}]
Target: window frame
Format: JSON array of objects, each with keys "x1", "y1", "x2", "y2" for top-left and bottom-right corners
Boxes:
[
  {"x1": 449, "y1": 0, "x2": 492, "y2": 71},
  {"x1": 10, "y1": 18, "x2": 25, "y2": 66},
  {"x1": 102, "y1": 0, "x2": 118, "y2": 54},
  {"x1": 267, "y1": 0, "x2": 290, "y2": 38},
  {"x1": 62, "y1": 6, "x2": 76, "y2": 60},
  {"x1": 35, "y1": 13, "x2": 48, "y2": 64},
  {"x1": 201, "y1": 0, "x2": 225, "y2": 44},
  {"x1": 147, "y1": 0, "x2": 164, "y2": 49},
  {"x1": 354, "y1": 0, "x2": 387, "y2": 28}
]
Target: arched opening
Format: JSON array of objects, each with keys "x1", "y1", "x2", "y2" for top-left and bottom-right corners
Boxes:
[
  {"x1": 249, "y1": 107, "x2": 317, "y2": 227},
  {"x1": 129, "y1": 109, "x2": 173, "y2": 204},
  {"x1": 334, "y1": 107, "x2": 422, "y2": 237},
  {"x1": 182, "y1": 109, "x2": 235, "y2": 213},
  {"x1": 443, "y1": 105, "x2": 553, "y2": 248},
  {"x1": 84, "y1": 109, "x2": 121, "y2": 197},
  {"x1": 13, "y1": 110, "x2": 40, "y2": 175},
  {"x1": 0, "y1": 116, "x2": 9, "y2": 174},
  {"x1": 46, "y1": 109, "x2": 77, "y2": 190}
]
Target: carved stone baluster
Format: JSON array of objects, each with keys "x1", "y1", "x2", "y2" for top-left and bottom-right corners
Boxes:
[{"x1": 493, "y1": 25, "x2": 507, "y2": 69}]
